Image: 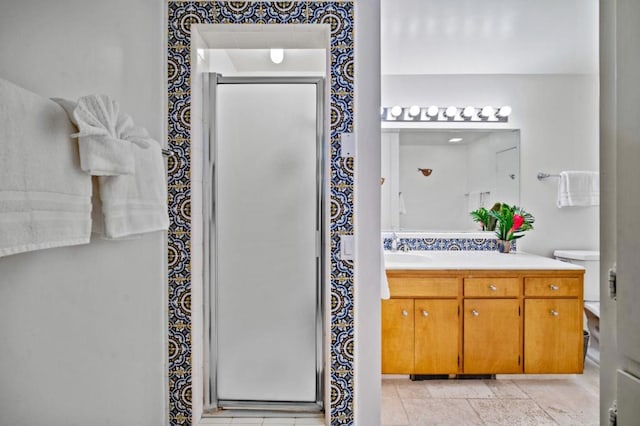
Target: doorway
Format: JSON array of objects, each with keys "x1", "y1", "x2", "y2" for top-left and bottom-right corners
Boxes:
[{"x1": 207, "y1": 75, "x2": 326, "y2": 412}]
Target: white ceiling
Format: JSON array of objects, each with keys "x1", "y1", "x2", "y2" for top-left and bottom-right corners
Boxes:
[{"x1": 381, "y1": 0, "x2": 598, "y2": 75}]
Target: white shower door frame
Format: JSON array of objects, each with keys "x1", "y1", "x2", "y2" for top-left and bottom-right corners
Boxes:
[{"x1": 203, "y1": 74, "x2": 326, "y2": 413}]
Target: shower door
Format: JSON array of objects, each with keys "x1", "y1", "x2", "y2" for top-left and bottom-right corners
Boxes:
[{"x1": 209, "y1": 75, "x2": 324, "y2": 410}]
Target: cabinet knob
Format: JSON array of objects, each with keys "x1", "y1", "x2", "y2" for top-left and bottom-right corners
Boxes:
[
  {"x1": 422, "y1": 310, "x2": 429, "y2": 317},
  {"x1": 471, "y1": 310, "x2": 480, "y2": 317},
  {"x1": 550, "y1": 309, "x2": 559, "y2": 316},
  {"x1": 402, "y1": 310, "x2": 409, "y2": 317},
  {"x1": 489, "y1": 284, "x2": 497, "y2": 291},
  {"x1": 549, "y1": 284, "x2": 560, "y2": 291}
]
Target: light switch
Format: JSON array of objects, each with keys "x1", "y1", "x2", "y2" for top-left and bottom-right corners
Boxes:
[
  {"x1": 341, "y1": 132, "x2": 355, "y2": 157},
  {"x1": 340, "y1": 235, "x2": 355, "y2": 260}
]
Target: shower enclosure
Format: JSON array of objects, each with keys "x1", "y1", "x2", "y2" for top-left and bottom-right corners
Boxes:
[{"x1": 205, "y1": 74, "x2": 325, "y2": 412}]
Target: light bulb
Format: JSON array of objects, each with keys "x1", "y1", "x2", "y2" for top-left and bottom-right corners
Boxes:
[
  {"x1": 497, "y1": 106, "x2": 512, "y2": 117},
  {"x1": 445, "y1": 106, "x2": 458, "y2": 118},
  {"x1": 270, "y1": 48, "x2": 284, "y2": 64},
  {"x1": 390, "y1": 105, "x2": 403, "y2": 117},
  {"x1": 448, "y1": 137, "x2": 463, "y2": 143},
  {"x1": 462, "y1": 106, "x2": 476, "y2": 118},
  {"x1": 480, "y1": 106, "x2": 495, "y2": 118},
  {"x1": 426, "y1": 106, "x2": 439, "y2": 117},
  {"x1": 408, "y1": 105, "x2": 421, "y2": 117}
]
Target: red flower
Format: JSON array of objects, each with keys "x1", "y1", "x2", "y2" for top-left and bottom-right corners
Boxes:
[{"x1": 511, "y1": 214, "x2": 524, "y2": 232}]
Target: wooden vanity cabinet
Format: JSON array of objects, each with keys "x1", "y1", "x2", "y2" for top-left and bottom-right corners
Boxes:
[
  {"x1": 381, "y1": 298, "x2": 414, "y2": 374},
  {"x1": 463, "y1": 276, "x2": 522, "y2": 373},
  {"x1": 414, "y1": 299, "x2": 459, "y2": 373},
  {"x1": 463, "y1": 298, "x2": 522, "y2": 373},
  {"x1": 382, "y1": 274, "x2": 460, "y2": 375},
  {"x1": 524, "y1": 276, "x2": 584, "y2": 373},
  {"x1": 383, "y1": 269, "x2": 584, "y2": 375}
]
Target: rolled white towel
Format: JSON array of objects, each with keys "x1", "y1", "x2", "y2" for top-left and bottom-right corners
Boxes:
[{"x1": 72, "y1": 94, "x2": 150, "y2": 176}]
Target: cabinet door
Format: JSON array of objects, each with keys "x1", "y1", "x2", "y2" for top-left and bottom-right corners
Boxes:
[
  {"x1": 464, "y1": 299, "x2": 521, "y2": 373},
  {"x1": 524, "y1": 299, "x2": 583, "y2": 373},
  {"x1": 382, "y1": 299, "x2": 414, "y2": 374},
  {"x1": 415, "y1": 299, "x2": 460, "y2": 374}
]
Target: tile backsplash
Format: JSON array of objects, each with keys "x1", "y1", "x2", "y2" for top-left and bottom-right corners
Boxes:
[{"x1": 383, "y1": 233, "x2": 517, "y2": 252}]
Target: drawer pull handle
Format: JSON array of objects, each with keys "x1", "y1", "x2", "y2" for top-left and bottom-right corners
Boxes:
[
  {"x1": 472, "y1": 310, "x2": 480, "y2": 317},
  {"x1": 489, "y1": 284, "x2": 497, "y2": 291},
  {"x1": 550, "y1": 309, "x2": 559, "y2": 316},
  {"x1": 550, "y1": 284, "x2": 560, "y2": 291},
  {"x1": 402, "y1": 310, "x2": 409, "y2": 317},
  {"x1": 422, "y1": 310, "x2": 429, "y2": 317}
]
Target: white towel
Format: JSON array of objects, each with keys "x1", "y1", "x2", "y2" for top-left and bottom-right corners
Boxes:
[
  {"x1": 72, "y1": 94, "x2": 150, "y2": 176},
  {"x1": 467, "y1": 191, "x2": 483, "y2": 211},
  {"x1": 98, "y1": 138, "x2": 169, "y2": 239},
  {"x1": 557, "y1": 171, "x2": 599, "y2": 207},
  {"x1": 0, "y1": 78, "x2": 92, "y2": 257},
  {"x1": 381, "y1": 238, "x2": 390, "y2": 299},
  {"x1": 398, "y1": 192, "x2": 407, "y2": 215}
]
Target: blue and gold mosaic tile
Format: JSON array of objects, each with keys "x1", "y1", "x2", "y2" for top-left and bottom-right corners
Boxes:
[
  {"x1": 167, "y1": 1, "x2": 355, "y2": 424},
  {"x1": 383, "y1": 237, "x2": 517, "y2": 252}
]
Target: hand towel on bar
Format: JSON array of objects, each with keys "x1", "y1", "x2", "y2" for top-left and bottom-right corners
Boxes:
[
  {"x1": 72, "y1": 94, "x2": 150, "y2": 176},
  {"x1": 398, "y1": 192, "x2": 407, "y2": 215},
  {"x1": 97, "y1": 137, "x2": 169, "y2": 239},
  {"x1": 381, "y1": 240, "x2": 390, "y2": 299},
  {"x1": 0, "y1": 78, "x2": 92, "y2": 257},
  {"x1": 557, "y1": 171, "x2": 599, "y2": 207},
  {"x1": 467, "y1": 191, "x2": 483, "y2": 212}
]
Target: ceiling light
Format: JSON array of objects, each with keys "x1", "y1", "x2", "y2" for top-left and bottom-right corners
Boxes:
[
  {"x1": 390, "y1": 105, "x2": 403, "y2": 117},
  {"x1": 448, "y1": 137, "x2": 463, "y2": 143},
  {"x1": 462, "y1": 106, "x2": 476, "y2": 118},
  {"x1": 497, "y1": 106, "x2": 512, "y2": 117},
  {"x1": 426, "y1": 106, "x2": 439, "y2": 117},
  {"x1": 480, "y1": 106, "x2": 495, "y2": 118},
  {"x1": 270, "y1": 48, "x2": 284, "y2": 64},
  {"x1": 444, "y1": 106, "x2": 458, "y2": 118},
  {"x1": 380, "y1": 105, "x2": 511, "y2": 122},
  {"x1": 408, "y1": 105, "x2": 421, "y2": 117}
]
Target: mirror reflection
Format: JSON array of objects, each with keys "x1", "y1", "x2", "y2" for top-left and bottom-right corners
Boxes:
[{"x1": 381, "y1": 129, "x2": 520, "y2": 232}]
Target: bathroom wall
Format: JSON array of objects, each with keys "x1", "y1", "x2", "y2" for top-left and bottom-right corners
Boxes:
[
  {"x1": 383, "y1": 73, "x2": 600, "y2": 256},
  {"x1": 0, "y1": 1, "x2": 167, "y2": 425}
]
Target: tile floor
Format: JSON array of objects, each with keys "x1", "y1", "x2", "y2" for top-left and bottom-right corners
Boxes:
[{"x1": 382, "y1": 359, "x2": 599, "y2": 425}]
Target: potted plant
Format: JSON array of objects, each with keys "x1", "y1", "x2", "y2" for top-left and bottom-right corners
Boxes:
[
  {"x1": 488, "y1": 204, "x2": 535, "y2": 253},
  {"x1": 470, "y1": 202, "x2": 502, "y2": 231}
]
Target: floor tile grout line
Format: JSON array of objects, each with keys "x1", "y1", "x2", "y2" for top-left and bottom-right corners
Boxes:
[{"x1": 464, "y1": 397, "x2": 488, "y2": 426}]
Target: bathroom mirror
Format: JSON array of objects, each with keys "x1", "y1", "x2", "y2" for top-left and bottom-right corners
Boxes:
[{"x1": 381, "y1": 129, "x2": 520, "y2": 232}]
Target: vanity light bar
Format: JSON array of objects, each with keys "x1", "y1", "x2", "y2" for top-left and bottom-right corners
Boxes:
[{"x1": 381, "y1": 105, "x2": 511, "y2": 122}]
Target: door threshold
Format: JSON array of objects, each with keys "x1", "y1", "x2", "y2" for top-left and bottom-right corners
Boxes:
[{"x1": 203, "y1": 408, "x2": 324, "y2": 418}]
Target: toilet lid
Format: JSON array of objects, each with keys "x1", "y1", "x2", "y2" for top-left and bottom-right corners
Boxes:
[{"x1": 554, "y1": 250, "x2": 600, "y2": 261}]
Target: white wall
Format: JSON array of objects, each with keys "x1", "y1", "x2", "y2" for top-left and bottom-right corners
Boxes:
[
  {"x1": 383, "y1": 74, "x2": 599, "y2": 255},
  {"x1": 354, "y1": 1, "x2": 382, "y2": 425},
  {"x1": 0, "y1": 1, "x2": 167, "y2": 425}
]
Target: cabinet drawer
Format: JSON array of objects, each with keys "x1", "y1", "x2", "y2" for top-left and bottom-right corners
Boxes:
[
  {"x1": 525, "y1": 277, "x2": 581, "y2": 297},
  {"x1": 388, "y1": 277, "x2": 458, "y2": 298},
  {"x1": 464, "y1": 277, "x2": 520, "y2": 297}
]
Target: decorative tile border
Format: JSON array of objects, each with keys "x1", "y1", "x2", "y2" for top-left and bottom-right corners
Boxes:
[
  {"x1": 167, "y1": 2, "x2": 355, "y2": 425},
  {"x1": 383, "y1": 237, "x2": 517, "y2": 252}
]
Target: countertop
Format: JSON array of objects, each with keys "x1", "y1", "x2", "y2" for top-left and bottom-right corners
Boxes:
[{"x1": 384, "y1": 251, "x2": 585, "y2": 271}]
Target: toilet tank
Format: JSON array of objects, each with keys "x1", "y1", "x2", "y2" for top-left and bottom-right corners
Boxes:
[{"x1": 554, "y1": 250, "x2": 600, "y2": 302}]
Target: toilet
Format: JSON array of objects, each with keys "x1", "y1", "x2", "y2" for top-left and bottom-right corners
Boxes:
[{"x1": 554, "y1": 250, "x2": 600, "y2": 364}]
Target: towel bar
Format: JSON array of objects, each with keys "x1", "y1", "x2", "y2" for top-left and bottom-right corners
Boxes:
[{"x1": 537, "y1": 172, "x2": 560, "y2": 180}]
